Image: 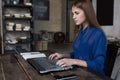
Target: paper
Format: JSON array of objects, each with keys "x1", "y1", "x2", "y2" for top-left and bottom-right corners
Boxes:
[{"x1": 20, "y1": 52, "x2": 46, "y2": 60}]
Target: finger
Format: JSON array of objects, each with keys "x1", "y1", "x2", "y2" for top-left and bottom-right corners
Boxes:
[
  {"x1": 56, "y1": 60, "x2": 65, "y2": 66},
  {"x1": 57, "y1": 61, "x2": 67, "y2": 67},
  {"x1": 48, "y1": 54, "x2": 53, "y2": 59},
  {"x1": 51, "y1": 53, "x2": 60, "y2": 59},
  {"x1": 49, "y1": 53, "x2": 57, "y2": 59},
  {"x1": 61, "y1": 64, "x2": 67, "y2": 67},
  {"x1": 49, "y1": 54, "x2": 56, "y2": 60}
]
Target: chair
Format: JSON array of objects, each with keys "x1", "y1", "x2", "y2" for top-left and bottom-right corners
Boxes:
[
  {"x1": 104, "y1": 43, "x2": 119, "y2": 77},
  {"x1": 115, "y1": 67, "x2": 120, "y2": 80},
  {"x1": 111, "y1": 56, "x2": 120, "y2": 80}
]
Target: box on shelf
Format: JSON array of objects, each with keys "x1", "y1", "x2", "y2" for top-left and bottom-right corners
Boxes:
[{"x1": 35, "y1": 40, "x2": 48, "y2": 51}]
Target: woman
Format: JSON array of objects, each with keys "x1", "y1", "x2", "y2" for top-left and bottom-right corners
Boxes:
[{"x1": 49, "y1": 0, "x2": 107, "y2": 76}]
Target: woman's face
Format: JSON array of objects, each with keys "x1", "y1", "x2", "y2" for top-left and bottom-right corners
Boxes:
[{"x1": 72, "y1": 6, "x2": 86, "y2": 25}]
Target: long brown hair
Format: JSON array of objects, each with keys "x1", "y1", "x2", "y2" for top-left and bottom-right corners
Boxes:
[{"x1": 72, "y1": 0, "x2": 101, "y2": 29}]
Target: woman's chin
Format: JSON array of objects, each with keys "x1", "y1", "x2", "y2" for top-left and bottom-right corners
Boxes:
[{"x1": 75, "y1": 23, "x2": 80, "y2": 25}]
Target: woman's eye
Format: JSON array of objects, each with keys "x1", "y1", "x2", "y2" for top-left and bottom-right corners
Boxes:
[{"x1": 75, "y1": 12, "x2": 79, "y2": 15}]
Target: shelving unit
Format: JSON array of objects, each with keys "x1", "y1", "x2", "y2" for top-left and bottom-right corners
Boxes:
[{"x1": 2, "y1": 0, "x2": 34, "y2": 53}]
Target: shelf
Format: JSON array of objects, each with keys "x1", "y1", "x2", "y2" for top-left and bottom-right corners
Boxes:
[
  {"x1": 4, "y1": 17, "x2": 32, "y2": 20},
  {"x1": 2, "y1": 1, "x2": 34, "y2": 53},
  {"x1": 6, "y1": 30, "x2": 31, "y2": 32},
  {"x1": 5, "y1": 49, "x2": 28, "y2": 54},
  {"x1": 5, "y1": 38, "x2": 33, "y2": 44},
  {"x1": 5, "y1": 27, "x2": 32, "y2": 32},
  {"x1": 6, "y1": 42, "x2": 31, "y2": 45},
  {"x1": 3, "y1": 4, "x2": 32, "y2": 8},
  {"x1": 5, "y1": 41, "x2": 32, "y2": 45}
]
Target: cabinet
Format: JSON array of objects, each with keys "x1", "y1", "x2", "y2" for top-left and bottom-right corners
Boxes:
[{"x1": 2, "y1": 0, "x2": 34, "y2": 53}]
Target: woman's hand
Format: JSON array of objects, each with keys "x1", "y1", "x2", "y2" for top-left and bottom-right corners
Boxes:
[
  {"x1": 56, "y1": 58, "x2": 87, "y2": 68},
  {"x1": 49, "y1": 53, "x2": 64, "y2": 60},
  {"x1": 56, "y1": 58, "x2": 75, "y2": 67}
]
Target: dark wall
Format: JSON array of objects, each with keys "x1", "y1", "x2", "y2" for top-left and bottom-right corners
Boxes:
[{"x1": 97, "y1": 0, "x2": 114, "y2": 25}]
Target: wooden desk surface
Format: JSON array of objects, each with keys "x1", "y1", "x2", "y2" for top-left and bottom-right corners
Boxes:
[{"x1": 0, "y1": 52, "x2": 111, "y2": 80}]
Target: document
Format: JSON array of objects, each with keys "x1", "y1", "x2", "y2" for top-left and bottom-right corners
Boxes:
[{"x1": 20, "y1": 52, "x2": 46, "y2": 60}]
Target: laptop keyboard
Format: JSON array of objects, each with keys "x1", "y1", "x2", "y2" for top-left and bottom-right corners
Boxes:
[
  {"x1": 33, "y1": 57, "x2": 61, "y2": 70},
  {"x1": 27, "y1": 57, "x2": 73, "y2": 73}
]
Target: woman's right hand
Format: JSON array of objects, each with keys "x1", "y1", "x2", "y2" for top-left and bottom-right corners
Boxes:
[{"x1": 49, "y1": 53, "x2": 63, "y2": 60}]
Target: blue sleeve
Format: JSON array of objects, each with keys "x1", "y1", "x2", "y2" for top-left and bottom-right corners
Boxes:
[
  {"x1": 86, "y1": 32, "x2": 107, "y2": 75},
  {"x1": 70, "y1": 51, "x2": 74, "y2": 58}
]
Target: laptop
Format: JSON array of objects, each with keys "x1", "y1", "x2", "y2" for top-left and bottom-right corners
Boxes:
[{"x1": 27, "y1": 57, "x2": 73, "y2": 73}]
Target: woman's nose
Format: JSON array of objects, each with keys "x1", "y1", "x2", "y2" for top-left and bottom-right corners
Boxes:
[{"x1": 73, "y1": 15, "x2": 76, "y2": 19}]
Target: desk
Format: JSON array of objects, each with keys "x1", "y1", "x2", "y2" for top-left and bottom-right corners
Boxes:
[{"x1": 0, "y1": 52, "x2": 111, "y2": 80}]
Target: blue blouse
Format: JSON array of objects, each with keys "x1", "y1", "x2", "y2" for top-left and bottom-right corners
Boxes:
[{"x1": 70, "y1": 26, "x2": 107, "y2": 76}]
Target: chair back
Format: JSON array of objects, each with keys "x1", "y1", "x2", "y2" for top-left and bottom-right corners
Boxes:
[{"x1": 104, "y1": 43, "x2": 119, "y2": 77}]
